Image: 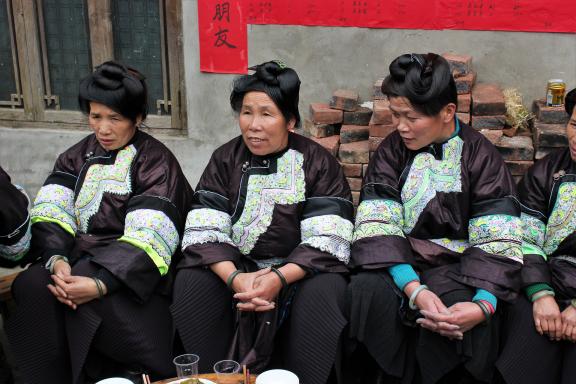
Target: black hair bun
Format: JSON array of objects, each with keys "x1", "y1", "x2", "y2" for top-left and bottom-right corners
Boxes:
[
  {"x1": 251, "y1": 61, "x2": 283, "y2": 86},
  {"x1": 92, "y1": 62, "x2": 127, "y2": 90}
]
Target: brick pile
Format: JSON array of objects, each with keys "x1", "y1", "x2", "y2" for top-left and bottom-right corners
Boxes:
[
  {"x1": 532, "y1": 99, "x2": 569, "y2": 160},
  {"x1": 300, "y1": 89, "x2": 372, "y2": 206}
]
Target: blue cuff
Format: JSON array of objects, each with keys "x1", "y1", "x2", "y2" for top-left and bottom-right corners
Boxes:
[
  {"x1": 473, "y1": 289, "x2": 498, "y2": 310},
  {"x1": 388, "y1": 264, "x2": 419, "y2": 291}
]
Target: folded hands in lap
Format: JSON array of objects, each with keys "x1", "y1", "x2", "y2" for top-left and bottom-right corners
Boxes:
[
  {"x1": 405, "y1": 282, "x2": 483, "y2": 340},
  {"x1": 47, "y1": 259, "x2": 103, "y2": 310}
]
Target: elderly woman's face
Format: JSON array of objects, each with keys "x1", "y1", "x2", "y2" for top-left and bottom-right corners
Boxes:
[
  {"x1": 239, "y1": 91, "x2": 295, "y2": 156},
  {"x1": 566, "y1": 107, "x2": 576, "y2": 161},
  {"x1": 389, "y1": 97, "x2": 456, "y2": 151},
  {"x1": 88, "y1": 102, "x2": 139, "y2": 151}
]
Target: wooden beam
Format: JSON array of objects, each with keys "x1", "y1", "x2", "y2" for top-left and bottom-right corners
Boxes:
[
  {"x1": 12, "y1": 0, "x2": 45, "y2": 120},
  {"x1": 165, "y1": 0, "x2": 186, "y2": 130},
  {"x1": 87, "y1": 0, "x2": 113, "y2": 67}
]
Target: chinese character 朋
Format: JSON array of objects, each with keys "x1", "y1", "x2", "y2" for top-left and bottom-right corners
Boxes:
[{"x1": 213, "y1": 2, "x2": 231, "y2": 22}]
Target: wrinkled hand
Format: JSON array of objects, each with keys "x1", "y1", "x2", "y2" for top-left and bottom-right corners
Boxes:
[
  {"x1": 47, "y1": 275, "x2": 101, "y2": 310},
  {"x1": 231, "y1": 268, "x2": 271, "y2": 294},
  {"x1": 47, "y1": 260, "x2": 75, "y2": 307},
  {"x1": 234, "y1": 272, "x2": 282, "y2": 312},
  {"x1": 561, "y1": 305, "x2": 576, "y2": 342},
  {"x1": 533, "y1": 295, "x2": 562, "y2": 341},
  {"x1": 52, "y1": 259, "x2": 71, "y2": 278},
  {"x1": 419, "y1": 302, "x2": 484, "y2": 340}
]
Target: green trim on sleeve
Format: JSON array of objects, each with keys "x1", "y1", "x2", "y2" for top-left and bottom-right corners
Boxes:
[
  {"x1": 31, "y1": 216, "x2": 76, "y2": 237},
  {"x1": 522, "y1": 242, "x2": 547, "y2": 260},
  {"x1": 525, "y1": 283, "x2": 554, "y2": 299},
  {"x1": 118, "y1": 236, "x2": 169, "y2": 276}
]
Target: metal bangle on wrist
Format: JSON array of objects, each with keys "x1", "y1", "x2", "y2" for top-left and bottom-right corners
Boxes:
[
  {"x1": 45, "y1": 255, "x2": 69, "y2": 274},
  {"x1": 271, "y1": 267, "x2": 288, "y2": 289},
  {"x1": 226, "y1": 270, "x2": 241, "y2": 290},
  {"x1": 408, "y1": 284, "x2": 429, "y2": 310}
]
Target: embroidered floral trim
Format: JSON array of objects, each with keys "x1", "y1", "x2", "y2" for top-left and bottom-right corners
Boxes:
[
  {"x1": 181, "y1": 208, "x2": 235, "y2": 249},
  {"x1": 0, "y1": 222, "x2": 31, "y2": 261},
  {"x1": 353, "y1": 199, "x2": 405, "y2": 241},
  {"x1": 232, "y1": 149, "x2": 306, "y2": 255},
  {"x1": 31, "y1": 184, "x2": 77, "y2": 235},
  {"x1": 522, "y1": 212, "x2": 546, "y2": 250},
  {"x1": 301, "y1": 214, "x2": 354, "y2": 263},
  {"x1": 545, "y1": 182, "x2": 576, "y2": 254},
  {"x1": 429, "y1": 238, "x2": 469, "y2": 253},
  {"x1": 469, "y1": 214, "x2": 523, "y2": 262},
  {"x1": 119, "y1": 208, "x2": 179, "y2": 271},
  {"x1": 355, "y1": 199, "x2": 404, "y2": 227},
  {"x1": 401, "y1": 136, "x2": 464, "y2": 233},
  {"x1": 75, "y1": 145, "x2": 136, "y2": 233},
  {"x1": 353, "y1": 222, "x2": 405, "y2": 242}
]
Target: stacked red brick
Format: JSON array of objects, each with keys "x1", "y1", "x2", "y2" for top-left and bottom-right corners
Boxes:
[
  {"x1": 443, "y1": 53, "x2": 474, "y2": 127},
  {"x1": 306, "y1": 90, "x2": 372, "y2": 206},
  {"x1": 532, "y1": 100, "x2": 569, "y2": 160}
]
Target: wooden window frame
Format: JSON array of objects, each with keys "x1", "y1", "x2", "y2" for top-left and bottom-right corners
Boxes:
[{"x1": 0, "y1": 0, "x2": 186, "y2": 134}]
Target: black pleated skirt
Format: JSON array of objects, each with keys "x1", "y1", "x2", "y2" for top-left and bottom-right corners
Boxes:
[
  {"x1": 346, "y1": 270, "x2": 502, "y2": 384},
  {"x1": 6, "y1": 260, "x2": 175, "y2": 384},
  {"x1": 171, "y1": 266, "x2": 347, "y2": 384},
  {"x1": 496, "y1": 295, "x2": 576, "y2": 384}
]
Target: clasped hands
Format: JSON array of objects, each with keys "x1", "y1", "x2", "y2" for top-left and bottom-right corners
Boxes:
[
  {"x1": 531, "y1": 295, "x2": 576, "y2": 342},
  {"x1": 230, "y1": 267, "x2": 283, "y2": 312},
  {"x1": 405, "y1": 281, "x2": 485, "y2": 340},
  {"x1": 46, "y1": 259, "x2": 105, "y2": 310}
]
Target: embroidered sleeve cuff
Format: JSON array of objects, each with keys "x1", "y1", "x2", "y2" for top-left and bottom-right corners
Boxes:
[
  {"x1": 473, "y1": 289, "x2": 498, "y2": 310},
  {"x1": 525, "y1": 283, "x2": 554, "y2": 299},
  {"x1": 388, "y1": 263, "x2": 419, "y2": 291}
]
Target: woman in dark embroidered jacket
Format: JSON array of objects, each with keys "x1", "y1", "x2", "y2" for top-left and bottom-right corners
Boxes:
[
  {"x1": 0, "y1": 166, "x2": 31, "y2": 266},
  {"x1": 6, "y1": 62, "x2": 193, "y2": 383},
  {"x1": 497, "y1": 89, "x2": 576, "y2": 383},
  {"x1": 171, "y1": 61, "x2": 354, "y2": 384},
  {"x1": 345, "y1": 53, "x2": 523, "y2": 384}
]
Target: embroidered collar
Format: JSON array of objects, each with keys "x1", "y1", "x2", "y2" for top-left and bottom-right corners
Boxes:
[{"x1": 423, "y1": 118, "x2": 461, "y2": 161}]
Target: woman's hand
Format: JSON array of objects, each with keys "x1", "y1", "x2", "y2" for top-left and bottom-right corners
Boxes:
[
  {"x1": 52, "y1": 259, "x2": 71, "y2": 278},
  {"x1": 532, "y1": 295, "x2": 562, "y2": 341},
  {"x1": 419, "y1": 302, "x2": 484, "y2": 339},
  {"x1": 234, "y1": 271, "x2": 282, "y2": 312},
  {"x1": 231, "y1": 268, "x2": 271, "y2": 293},
  {"x1": 561, "y1": 305, "x2": 576, "y2": 342},
  {"x1": 48, "y1": 275, "x2": 103, "y2": 310}
]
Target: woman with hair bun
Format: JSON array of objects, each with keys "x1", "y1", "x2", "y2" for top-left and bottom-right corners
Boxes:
[
  {"x1": 495, "y1": 88, "x2": 576, "y2": 384},
  {"x1": 6, "y1": 61, "x2": 193, "y2": 383},
  {"x1": 345, "y1": 53, "x2": 523, "y2": 383},
  {"x1": 172, "y1": 60, "x2": 353, "y2": 383}
]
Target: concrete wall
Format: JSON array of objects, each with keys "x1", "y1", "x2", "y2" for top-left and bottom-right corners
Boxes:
[
  {"x1": 0, "y1": 127, "x2": 215, "y2": 197},
  {"x1": 182, "y1": 0, "x2": 576, "y2": 145}
]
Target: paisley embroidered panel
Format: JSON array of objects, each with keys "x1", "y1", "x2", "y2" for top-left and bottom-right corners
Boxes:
[
  {"x1": 75, "y1": 145, "x2": 136, "y2": 233},
  {"x1": 401, "y1": 136, "x2": 464, "y2": 233},
  {"x1": 469, "y1": 214, "x2": 524, "y2": 263},
  {"x1": 119, "y1": 208, "x2": 179, "y2": 274},
  {"x1": 544, "y1": 182, "x2": 576, "y2": 255},
  {"x1": 301, "y1": 214, "x2": 354, "y2": 263},
  {"x1": 31, "y1": 184, "x2": 77, "y2": 235},
  {"x1": 231, "y1": 149, "x2": 306, "y2": 255},
  {"x1": 181, "y1": 207, "x2": 235, "y2": 249}
]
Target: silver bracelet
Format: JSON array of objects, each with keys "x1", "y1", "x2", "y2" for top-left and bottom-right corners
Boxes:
[
  {"x1": 409, "y1": 284, "x2": 429, "y2": 310},
  {"x1": 45, "y1": 255, "x2": 69, "y2": 274},
  {"x1": 530, "y1": 290, "x2": 555, "y2": 303}
]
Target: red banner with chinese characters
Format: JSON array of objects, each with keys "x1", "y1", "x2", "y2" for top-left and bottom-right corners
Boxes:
[
  {"x1": 199, "y1": 0, "x2": 576, "y2": 74},
  {"x1": 198, "y1": 0, "x2": 247, "y2": 73}
]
